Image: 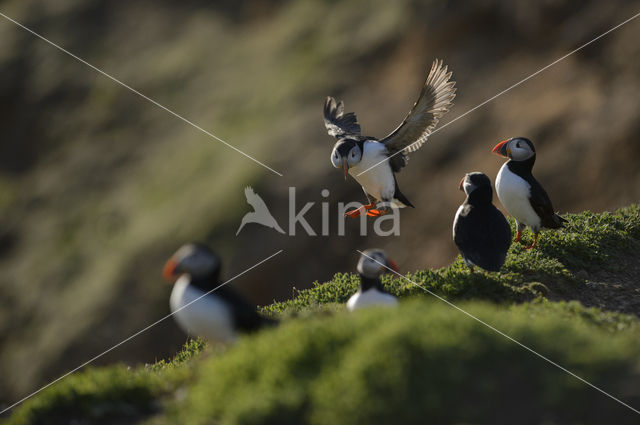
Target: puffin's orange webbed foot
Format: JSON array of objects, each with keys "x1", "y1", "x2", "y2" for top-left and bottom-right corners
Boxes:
[{"x1": 345, "y1": 203, "x2": 377, "y2": 219}]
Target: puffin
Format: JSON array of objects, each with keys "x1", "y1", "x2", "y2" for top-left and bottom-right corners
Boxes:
[
  {"x1": 453, "y1": 172, "x2": 512, "y2": 272},
  {"x1": 492, "y1": 137, "x2": 566, "y2": 249},
  {"x1": 162, "y1": 243, "x2": 273, "y2": 344},
  {"x1": 347, "y1": 249, "x2": 399, "y2": 311},
  {"x1": 324, "y1": 59, "x2": 456, "y2": 218}
]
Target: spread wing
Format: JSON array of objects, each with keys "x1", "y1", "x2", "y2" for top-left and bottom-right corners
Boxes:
[
  {"x1": 380, "y1": 59, "x2": 456, "y2": 159},
  {"x1": 323, "y1": 97, "x2": 361, "y2": 139},
  {"x1": 244, "y1": 186, "x2": 269, "y2": 212}
]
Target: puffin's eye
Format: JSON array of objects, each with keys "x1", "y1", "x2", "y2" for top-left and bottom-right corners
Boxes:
[
  {"x1": 351, "y1": 150, "x2": 356, "y2": 158},
  {"x1": 516, "y1": 142, "x2": 521, "y2": 148}
]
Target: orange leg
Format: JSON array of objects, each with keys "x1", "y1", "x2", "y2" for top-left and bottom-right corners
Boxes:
[
  {"x1": 515, "y1": 230, "x2": 522, "y2": 243},
  {"x1": 366, "y1": 207, "x2": 390, "y2": 217},
  {"x1": 524, "y1": 233, "x2": 538, "y2": 250},
  {"x1": 345, "y1": 203, "x2": 376, "y2": 218}
]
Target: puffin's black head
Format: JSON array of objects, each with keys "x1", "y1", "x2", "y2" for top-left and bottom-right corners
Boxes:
[
  {"x1": 357, "y1": 248, "x2": 399, "y2": 279},
  {"x1": 492, "y1": 137, "x2": 535, "y2": 161},
  {"x1": 331, "y1": 138, "x2": 362, "y2": 180},
  {"x1": 458, "y1": 172, "x2": 493, "y2": 200},
  {"x1": 162, "y1": 243, "x2": 221, "y2": 283}
]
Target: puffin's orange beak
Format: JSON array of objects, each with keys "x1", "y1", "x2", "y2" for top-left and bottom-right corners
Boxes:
[
  {"x1": 162, "y1": 258, "x2": 178, "y2": 282},
  {"x1": 492, "y1": 139, "x2": 510, "y2": 158},
  {"x1": 458, "y1": 177, "x2": 465, "y2": 191},
  {"x1": 387, "y1": 259, "x2": 400, "y2": 274},
  {"x1": 343, "y1": 162, "x2": 349, "y2": 180}
]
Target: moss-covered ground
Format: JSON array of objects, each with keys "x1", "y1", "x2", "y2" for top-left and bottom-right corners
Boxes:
[{"x1": 5, "y1": 205, "x2": 640, "y2": 425}]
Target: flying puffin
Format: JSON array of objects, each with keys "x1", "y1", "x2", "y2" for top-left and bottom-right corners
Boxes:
[
  {"x1": 492, "y1": 137, "x2": 566, "y2": 249},
  {"x1": 162, "y1": 243, "x2": 273, "y2": 344},
  {"x1": 347, "y1": 249, "x2": 399, "y2": 311},
  {"x1": 453, "y1": 172, "x2": 512, "y2": 272},
  {"x1": 324, "y1": 59, "x2": 456, "y2": 218}
]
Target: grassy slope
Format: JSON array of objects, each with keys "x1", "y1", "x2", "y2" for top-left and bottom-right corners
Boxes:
[
  {"x1": 5, "y1": 205, "x2": 640, "y2": 425},
  {"x1": 265, "y1": 205, "x2": 640, "y2": 315}
]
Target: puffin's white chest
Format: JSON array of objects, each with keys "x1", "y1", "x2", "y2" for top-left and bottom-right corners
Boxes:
[
  {"x1": 346, "y1": 288, "x2": 398, "y2": 311},
  {"x1": 169, "y1": 276, "x2": 237, "y2": 344},
  {"x1": 495, "y1": 163, "x2": 541, "y2": 229},
  {"x1": 349, "y1": 141, "x2": 397, "y2": 204}
]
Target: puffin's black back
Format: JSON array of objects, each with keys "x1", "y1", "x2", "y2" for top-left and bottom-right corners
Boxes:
[
  {"x1": 454, "y1": 175, "x2": 512, "y2": 271},
  {"x1": 190, "y1": 273, "x2": 275, "y2": 333}
]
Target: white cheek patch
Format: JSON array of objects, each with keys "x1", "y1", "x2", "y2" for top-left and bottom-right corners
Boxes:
[
  {"x1": 348, "y1": 149, "x2": 361, "y2": 166},
  {"x1": 463, "y1": 181, "x2": 476, "y2": 195},
  {"x1": 510, "y1": 146, "x2": 533, "y2": 161},
  {"x1": 358, "y1": 255, "x2": 384, "y2": 276},
  {"x1": 331, "y1": 151, "x2": 342, "y2": 168}
]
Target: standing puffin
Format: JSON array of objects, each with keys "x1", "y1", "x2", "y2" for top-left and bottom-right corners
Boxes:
[
  {"x1": 492, "y1": 137, "x2": 566, "y2": 249},
  {"x1": 162, "y1": 243, "x2": 273, "y2": 344},
  {"x1": 347, "y1": 249, "x2": 399, "y2": 311},
  {"x1": 453, "y1": 172, "x2": 512, "y2": 272},
  {"x1": 324, "y1": 59, "x2": 456, "y2": 218}
]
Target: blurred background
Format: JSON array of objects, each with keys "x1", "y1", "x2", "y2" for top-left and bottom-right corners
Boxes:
[{"x1": 1, "y1": 0, "x2": 639, "y2": 405}]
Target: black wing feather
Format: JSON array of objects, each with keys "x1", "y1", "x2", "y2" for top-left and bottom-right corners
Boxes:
[
  {"x1": 216, "y1": 286, "x2": 276, "y2": 333},
  {"x1": 323, "y1": 96, "x2": 361, "y2": 139},
  {"x1": 527, "y1": 179, "x2": 566, "y2": 229}
]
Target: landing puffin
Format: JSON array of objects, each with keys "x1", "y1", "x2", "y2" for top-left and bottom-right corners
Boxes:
[
  {"x1": 492, "y1": 137, "x2": 566, "y2": 249},
  {"x1": 453, "y1": 172, "x2": 511, "y2": 271},
  {"x1": 324, "y1": 59, "x2": 456, "y2": 218},
  {"x1": 347, "y1": 249, "x2": 399, "y2": 311},
  {"x1": 162, "y1": 243, "x2": 273, "y2": 344}
]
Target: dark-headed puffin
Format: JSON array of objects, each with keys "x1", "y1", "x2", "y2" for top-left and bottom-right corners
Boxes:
[
  {"x1": 162, "y1": 243, "x2": 273, "y2": 344},
  {"x1": 324, "y1": 59, "x2": 456, "y2": 218},
  {"x1": 453, "y1": 172, "x2": 511, "y2": 271},
  {"x1": 347, "y1": 249, "x2": 399, "y2": 311},
  {"x1": 492, "y1": 137, "x2": 566, "y2": 249}
]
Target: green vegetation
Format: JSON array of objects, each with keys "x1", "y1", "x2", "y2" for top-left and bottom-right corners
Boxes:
[
  {"x1": 5, "y1": 339, "x2": 205, "y2": 425},
  {"x1": 266, "y1": 205, "x2": 640, "y2": 314},
  {"x1": 177, "y1": 301, "x2": 640, "y2": 425},
  {"x1": 5, "y1": 206, "x2": 640, "y2": 425}
]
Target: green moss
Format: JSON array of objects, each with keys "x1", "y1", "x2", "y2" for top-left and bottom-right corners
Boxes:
[
  {"x1": 148, "y1": 338, "x2": 206, "y2": 372},
  {"x1": 6, "y1": 339, "x2": 205, "y2": 425},
  {"x1": 7, "y1": 206, "x2": 640, "y2": 425},
  {"x1": 178, "y1": 301, "x2": 640, "y2": 425},
  {"x1": 265, "y1": 205, "x2": 640, "y2": 314}
]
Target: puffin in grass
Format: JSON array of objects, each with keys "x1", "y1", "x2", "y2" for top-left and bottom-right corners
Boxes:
[
  {"x1": 453, "y1": 172, "x2": 511, "y2": 272},
  {"x1": 324, "y1": 59, "x2": 456, "y2": 218},
  {"x1": 347, "y1": 249, "x2": 399, "y2": 311},
  {"x1": 163, "y1": 243, "x2": 274, "y2": 344},
  {"x1": 492, "y1": 137, "x2": 566, "y2": 249}
]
